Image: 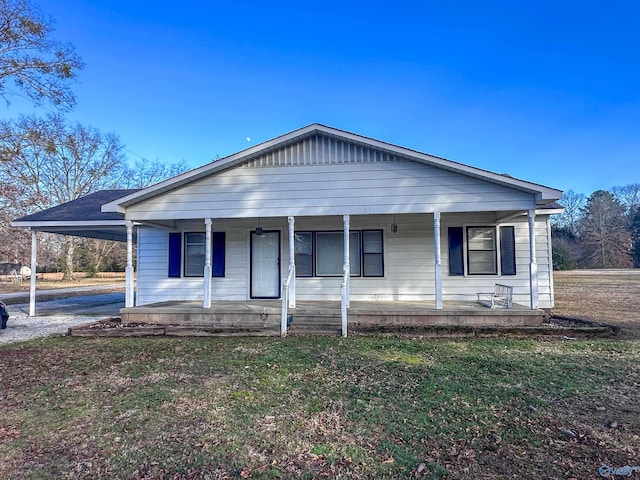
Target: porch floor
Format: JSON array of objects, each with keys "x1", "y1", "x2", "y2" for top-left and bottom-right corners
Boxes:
[{"x1": 120, "y1": 300, "x2": 545, "y2": 335}]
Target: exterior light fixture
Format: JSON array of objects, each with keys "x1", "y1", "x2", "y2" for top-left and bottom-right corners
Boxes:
[{"x1": 391, "y1": 215, "x2": 398, "y2": 233}]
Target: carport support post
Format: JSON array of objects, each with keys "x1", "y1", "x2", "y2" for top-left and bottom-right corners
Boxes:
[
  {"x1": 29, "y1": 229, "x2": 37, "y2": 316},
  {"x1": 528, "y1": 209, "x2": 539, "y2": 310},
  {"x1": 434, "y1": 211, "x2": 443, "y2": 310},
  {"x1": 203, "y1": 218, "x2": 212, "y2": 309},
  {"x1": 125, "y1": 220, "x2": 134, "y2": 308}
]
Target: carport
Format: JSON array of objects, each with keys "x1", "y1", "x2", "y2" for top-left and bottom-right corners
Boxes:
[{"x1": 11, "y1": 189, "x2": 139, "y2": 316}]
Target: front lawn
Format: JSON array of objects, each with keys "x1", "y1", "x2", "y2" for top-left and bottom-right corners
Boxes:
[{"x1": 1, "y1": 336, "x2": 638, "y2": 479}]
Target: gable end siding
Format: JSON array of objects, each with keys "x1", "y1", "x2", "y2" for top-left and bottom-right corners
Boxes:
[
  {"x1": 126, "y1": 160, "x2": 536, "y2": 221},
  {"x1": 243, "y1": 134, "x2": 400, "y2": 168}
]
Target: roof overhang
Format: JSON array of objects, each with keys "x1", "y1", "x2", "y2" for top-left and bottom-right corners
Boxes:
[
  {"x1": 102, "y1": 124, "x2": 562, "y2": 213},
  {"x1": 11, "y1": 189, "x2": 141, "y2": 242},
  {"x1": 10, "y1": 220, "x2": 134, "y2": 242}
]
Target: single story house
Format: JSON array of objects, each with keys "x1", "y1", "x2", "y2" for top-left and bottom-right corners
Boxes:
[{"x1": 13, "y1": 124, "x2": 563, "y2": 336}]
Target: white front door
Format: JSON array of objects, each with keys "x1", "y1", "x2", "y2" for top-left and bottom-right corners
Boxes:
[{"x1": 250, "y1": 231, "x2": 280, "y2": 298}]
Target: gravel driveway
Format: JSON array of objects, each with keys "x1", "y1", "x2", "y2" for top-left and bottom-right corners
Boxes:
[
  {"x1": 0, "y1": 314, "x2": 104, "y2": 346},
  {"x1": 0, "y1": 289, "x2": 123, "y2": 346}
]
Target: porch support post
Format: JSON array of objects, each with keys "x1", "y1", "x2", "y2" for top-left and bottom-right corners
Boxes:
[
  {"x1": 29, "y1": 229, "x2": 37, "y2": 316},
  {"x1": 342, "y1": 214, "x2": 350, "y2": 338},
  {"x1": 287, "y1": 216, "x2": 295, "y2": 308},
  {"x1": 434, "y1": 211, "x2": 443, "y2": 310},
  {"x1": 125, "y1": 220, "x2": 135, "y2": 308},
  {"x1": 528, "y1": 209, "x2": 539, "y2": 309},
  {"x1": 203, "y1": 218, "x2": 212, "y2": 308}
]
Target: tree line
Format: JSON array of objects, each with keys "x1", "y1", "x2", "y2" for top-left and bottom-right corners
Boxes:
[
  {"x1": 552, "y1": 185, "x2": 640, "y2": 269},
  {"x1": 0, "y1": 0, "x2": 187, "y2": 279}
]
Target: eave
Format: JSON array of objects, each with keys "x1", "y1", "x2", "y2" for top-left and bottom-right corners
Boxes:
[{"x1": 102, "y1": 124, "x2": 562, "y2": 213}]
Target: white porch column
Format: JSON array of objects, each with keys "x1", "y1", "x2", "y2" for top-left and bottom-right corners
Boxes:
[
  {"x1": 29, "y1": 229, "x2": 37, "y2": 316},
  {"x1": 125, "y1": 220, "x2": 135, "y2": 308},
  {"x1": 287, "y1": 216, "x2": 296, "y2": 308},
  {"x1": 343, "y1": 214, "x2": 350, "y2": 307},
  {"x1": 342, "y1": 214, "x2": 350, "y2": 337},
  {"x1": 528, "y1": 209, "x2": 539, "y2": 309},
  {"x1": 203, "y1": 218, "x2": 212, "y2": 308},
  {"x1": 434, "y1": 211, "x2": 443, "y2": 310}
]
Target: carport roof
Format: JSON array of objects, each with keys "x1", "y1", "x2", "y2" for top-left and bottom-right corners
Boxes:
[{"x1": 11, "y1": 189, "x2": 139, "y2": 242}]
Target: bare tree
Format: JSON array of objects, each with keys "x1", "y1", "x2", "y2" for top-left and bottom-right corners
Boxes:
[
  {"x1": 0, "y1": 0, "x2": 83, "y2": 110},
  {"x1": 123, "y1": 157, "x2": 189, "y2": 188},
  {"x1": 611, "y1": 184, "x2": 640, "y2": 215},
  {"x1": 0, "y1": 113, "x2": 127, "y2": 279},
  {"x1": 553, "y1": 189, "x2": 586, "y2": 236}
]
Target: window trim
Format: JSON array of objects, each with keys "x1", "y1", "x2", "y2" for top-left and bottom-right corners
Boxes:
[
  {"x1": 295, "y1": 229, "x2": 384, "y2": 278},
  {"x1": 453, "y1": 223, "x2": 517, "y2": 277},
  {"x1": 315, "y1": 230, "x2": 361, "y2": 277},
  {"x1": 293, "y1": 231, "x2": 314, "y2": 278},
  {"x1": 182, "y1": 231, "x2": 226, "y2": 278},
  {"x1": 184, "y1": 232, "x2": 206, "y2": 277},
  {"x1": 466, "y1": 225, "x2": 498, "y2": 275}
]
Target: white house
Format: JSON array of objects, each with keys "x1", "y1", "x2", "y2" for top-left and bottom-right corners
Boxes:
[{"x1": 13, "y1": 124, "x2": 563, "y2": 336}]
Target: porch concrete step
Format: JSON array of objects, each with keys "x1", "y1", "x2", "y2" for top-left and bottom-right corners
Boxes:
[{"x1": 286, "y1": 313, "x2": 342, "y2": 335}]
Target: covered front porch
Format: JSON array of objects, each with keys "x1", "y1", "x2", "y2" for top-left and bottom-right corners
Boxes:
[{"x1": 120, "y1": 299, "x2": 545, "y2": 336}]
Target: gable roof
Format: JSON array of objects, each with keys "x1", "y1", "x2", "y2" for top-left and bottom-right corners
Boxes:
[
  {"x1": 102, "y1": 124, "x2": 562, "y2": 214},
  {"x1": 12, "y1": 189, "x2": 140, "y2": 242}
]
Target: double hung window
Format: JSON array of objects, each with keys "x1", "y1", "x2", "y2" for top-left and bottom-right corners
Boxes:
[
  {"x1": 168, "y1": 231, "x2": 226, "y2": 278},
  {"x1": 448, "y1": 226, "x2": 516, "y2": 276},
  {"x1": 467, "y1": 227, "x2": 497, "y2": 275}
]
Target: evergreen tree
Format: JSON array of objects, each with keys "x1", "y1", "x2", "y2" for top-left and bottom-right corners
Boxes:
[
  {"x1": 631, "y1": 208, "x2": 640, "y2": 268},
  {"x1": 578, "y1": 190, "x2": 632, "y2": 268}
]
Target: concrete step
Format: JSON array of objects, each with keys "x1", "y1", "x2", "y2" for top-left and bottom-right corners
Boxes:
[{"x1": 286, "y1": 314, "x2": 342, "y2": 335}]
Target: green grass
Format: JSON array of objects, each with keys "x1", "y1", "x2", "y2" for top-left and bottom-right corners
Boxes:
[{"x1": 1, "y1": 336, "x2": 639, "y2": 479}]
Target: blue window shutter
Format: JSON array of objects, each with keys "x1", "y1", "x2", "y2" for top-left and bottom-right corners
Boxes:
[
  {"x1": 212, "y1": 231, "x2": 225, "y2": 277},
  {"x1": 448, "y1": 227, "x2": 464, "y2": 276},
  {"x1": 168, "y1": 232, "x2": 181, "y2": 278},
  {"x1": 500, "y1": 226, "x2": 516, "y2": 275}
]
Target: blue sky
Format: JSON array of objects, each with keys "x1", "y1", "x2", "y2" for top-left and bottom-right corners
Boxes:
[{"x1": 10, "y1": 0, "x2": 640, "y2": 195}]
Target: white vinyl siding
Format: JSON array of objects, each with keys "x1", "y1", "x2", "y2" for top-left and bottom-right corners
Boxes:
[
  {"x1": 124, "y1": 160, "x2": 536, "y2": 221},
  {"x1": 134, "y1": 213, "x2": 555, "y2": 309},
  {"x1": 135, "y1": 221, "x2": 252, "y2": 305},
  {"x1": 441, "y1": 213, "x2": 554, "y2": 309}
]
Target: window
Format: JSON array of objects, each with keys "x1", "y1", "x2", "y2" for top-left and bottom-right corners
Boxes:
[
  {"x1": 447, "y1": 226, "x2": 516, "y2": 276},
  {"x1": 184, "y1": 233, "x2": 206, "y2": 276},
  {"x1": 168, "y1": 231, "x2": 225, "y2": 278},
  {"x1": 316, "y1": 231, "x2": 360, "y2": 276},
  {"x1": 467, "y1": 226, "x2": 497, "y2": 275},
  {"x1": 294, "y1": 232, "x2": 313, "y2": 277},
  {"x1": 295, "y1": 230, "x2": 383, "y2": 277}
]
